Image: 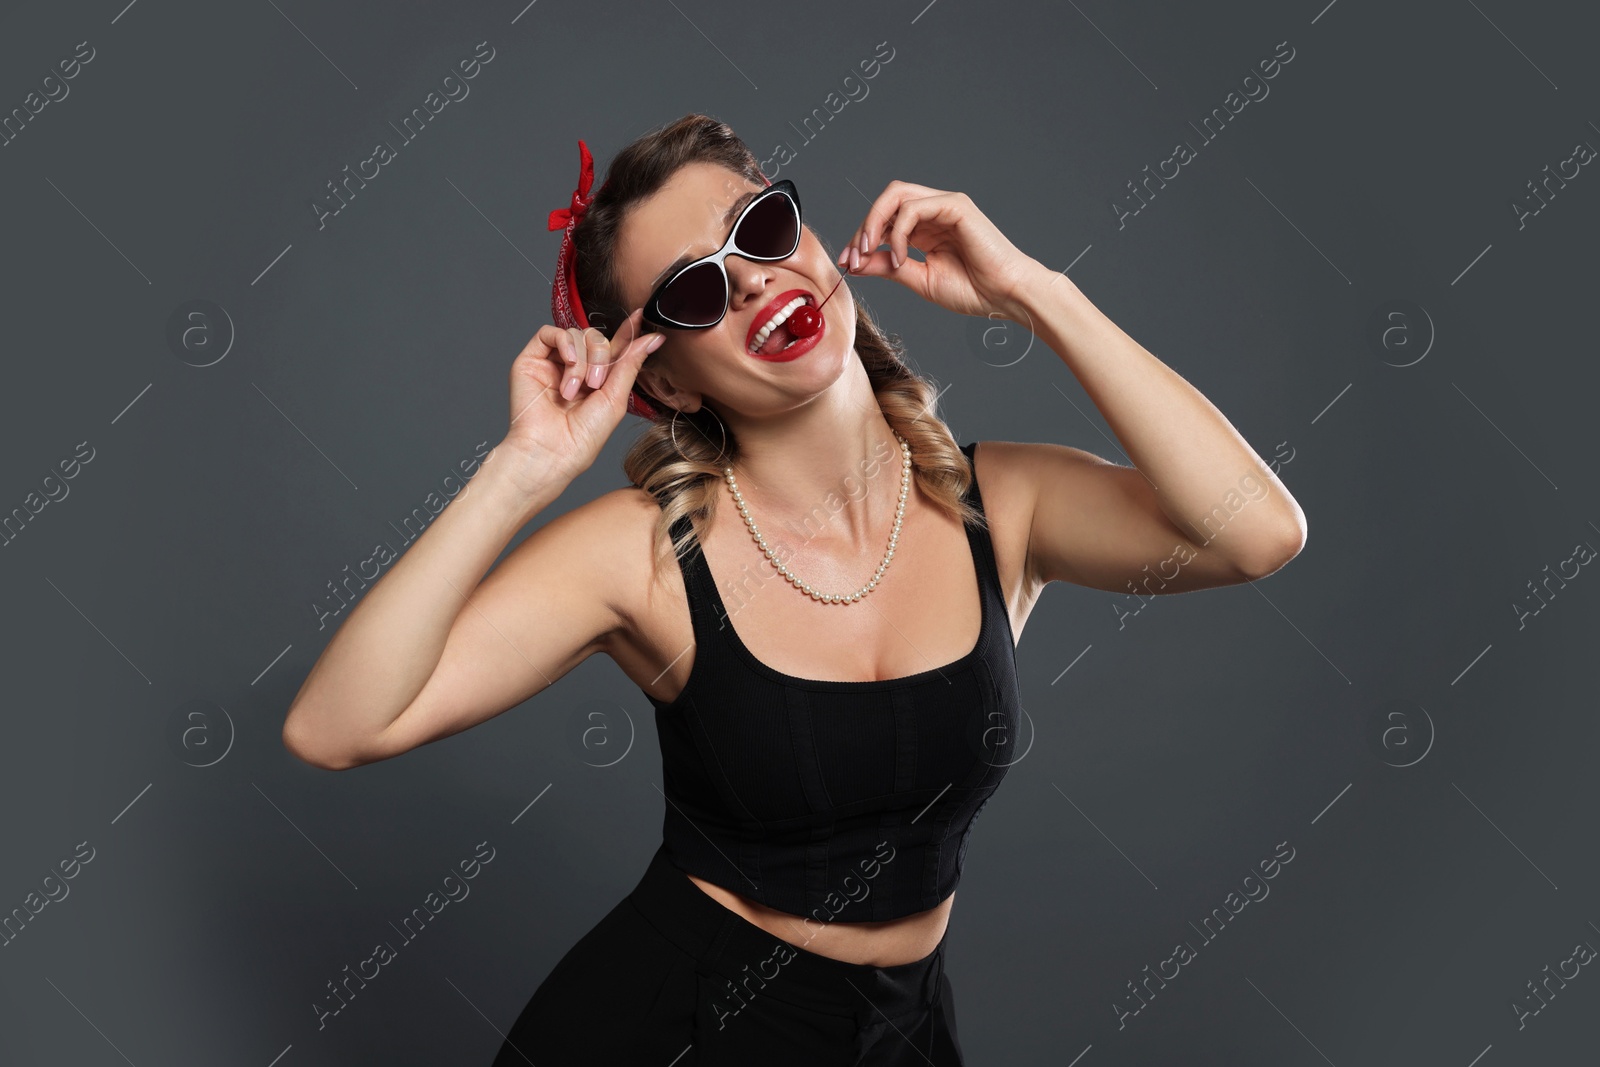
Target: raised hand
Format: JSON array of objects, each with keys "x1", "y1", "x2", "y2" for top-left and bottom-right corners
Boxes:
[
  {"x1": 498, "y1": 306, "x2": 663, "y2": 490},
  {"x1": 838, "y1": 180, "x2": 1047, "y2": 322}
]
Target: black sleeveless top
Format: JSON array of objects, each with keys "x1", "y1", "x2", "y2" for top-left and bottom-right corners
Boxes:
[{"x1": 644, "y1": 441, "x2": 1023, "y2": 921}]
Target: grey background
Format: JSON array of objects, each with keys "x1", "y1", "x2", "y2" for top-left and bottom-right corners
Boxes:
[{"x1": 1, "y1": 0, "x2": 1596, "y2": 1063}]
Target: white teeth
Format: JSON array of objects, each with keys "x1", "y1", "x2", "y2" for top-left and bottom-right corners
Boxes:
[{"x1": 749, "y1": 297, "x2": 808, "y2": 352}]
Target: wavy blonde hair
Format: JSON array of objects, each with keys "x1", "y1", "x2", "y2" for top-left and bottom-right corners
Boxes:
[{"x1": 569, "y1": 113, "x2": 984, "y2": 586}]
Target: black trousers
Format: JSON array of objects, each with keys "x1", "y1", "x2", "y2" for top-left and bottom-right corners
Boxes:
[{"x1": 491, "y1": 843, "x2": 965, "y2": 1066}]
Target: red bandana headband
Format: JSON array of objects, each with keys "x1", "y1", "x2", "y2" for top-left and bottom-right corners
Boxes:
[{"x1": 546, "y1": 137, "x2": 771, "y2": 420}]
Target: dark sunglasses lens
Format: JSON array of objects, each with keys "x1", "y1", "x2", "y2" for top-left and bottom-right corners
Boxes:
[
  {"x1": 657, "y1": 261, "x2": 727, "y2": 327},
  {"x1": 734, "y1": 192, "x2": 799, "y2": 259}
]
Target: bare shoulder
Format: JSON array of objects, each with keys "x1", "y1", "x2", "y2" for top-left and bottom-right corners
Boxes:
[
  {"x1": 550, "y1": 481, "x2": 686, "y2": 648},
  {"x1": 560, "y1": 480, "x2": 664, "y2": 544},
  {"x1": 968, "y1": 439, "x2": 1055, "y2": 635},
  {"x1": 552, "y1": 481, "x2": 697, "y2": 701},
  {"x1": 548, "y1": 480, "x2": 673, "y2": 598}
]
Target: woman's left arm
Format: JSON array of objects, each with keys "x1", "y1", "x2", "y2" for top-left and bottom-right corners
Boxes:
[
  {"x1": 998, "y1": 267, "x2": 1307, "y2": 593},
  {"x1": 841, "y1": 180, "x2": 1308, "y2": 596}
]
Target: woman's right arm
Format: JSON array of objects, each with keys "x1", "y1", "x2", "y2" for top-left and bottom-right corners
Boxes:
[{"x1": 281, "y1": 311, "x2": 664, "y2": 770}]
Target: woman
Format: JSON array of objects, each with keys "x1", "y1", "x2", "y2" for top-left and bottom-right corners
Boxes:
[{"x1": 281, "y1": 114, "x2": 1306, "y2": 1065}]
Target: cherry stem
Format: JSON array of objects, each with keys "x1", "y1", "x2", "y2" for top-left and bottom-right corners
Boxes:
[{"x1": 815, "y1": 269, "x2": 846, "y2": 311}]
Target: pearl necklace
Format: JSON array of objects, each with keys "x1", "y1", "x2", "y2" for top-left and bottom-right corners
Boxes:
[{"x1": 723, "y1": 433, "x2": 912, "y2": 605}]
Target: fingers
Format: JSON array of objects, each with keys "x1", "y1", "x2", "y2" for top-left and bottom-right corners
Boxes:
[
  {"x1": 837, "y1": 199, "x2": 926, "y2": 278},
  {"x1": 522, "y1": 323, "x2": 577, "y2": 368},
  {"x1": 549, "y1": 307, "x2": 633, "y2": 399},
  {"x1": 552, "y1": 308, "x2": 658, "y2": 404},
  {"x1": 843, "y1": 245, "x2": 924, "y2": 283},
  {"x1": 840, "y1": 215, "x2": 896, "y2": 273},
  {"x1": 559, "y1": 327, "x2": 587, "y2": 400},
  {"x1": 887, "y1": 200, "x2": 930, "y2": 270},
  {"x1": 509, "y1": 325, "x2": 576, "y2": 427},
  {"x1": 589, "y1": 324, "x2": 665, "y2": 410},
  {"x1": 840, "y1": 179, "x2": 943, "y2": 270},
  {"x1": 838, "y1": 187, "x2": 963, "y2": 283},
  {"x1": 580, "y1": 327, "x2": 609, "y2": 393},
  {"x1": 588, "y1": 307, "x2": 648, "y2": 390}
]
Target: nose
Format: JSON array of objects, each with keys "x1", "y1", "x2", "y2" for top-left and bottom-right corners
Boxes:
[{"x1": 724, "y1": 256, "x2": 775, "y2": 313}]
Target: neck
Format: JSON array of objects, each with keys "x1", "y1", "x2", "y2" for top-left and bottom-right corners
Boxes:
[{"x1": 719, "y1": 363, "x2": 908, "y2": 554}]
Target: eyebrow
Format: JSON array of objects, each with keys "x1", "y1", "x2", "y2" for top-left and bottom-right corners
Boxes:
[{"x1": 648, "y1": 188, "x2": 763, "y2": 292}]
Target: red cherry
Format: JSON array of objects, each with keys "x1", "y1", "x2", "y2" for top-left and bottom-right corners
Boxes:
[{"x1": 786, "y1": 304, "x2": 821, "y2": 338}]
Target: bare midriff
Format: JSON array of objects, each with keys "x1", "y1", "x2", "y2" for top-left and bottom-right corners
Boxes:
[{"x1": 683, "y1": 873, "x2": 954, "y2": 967}]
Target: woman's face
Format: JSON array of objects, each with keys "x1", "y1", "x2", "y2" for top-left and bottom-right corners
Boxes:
[{"x1": 615, "y1": 161, "x2": 854, "y2": 417}]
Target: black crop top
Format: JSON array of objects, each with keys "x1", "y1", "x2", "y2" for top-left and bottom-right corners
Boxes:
[{"x1": 644, "y1": 441, "x2": 1023, "y2": 922}]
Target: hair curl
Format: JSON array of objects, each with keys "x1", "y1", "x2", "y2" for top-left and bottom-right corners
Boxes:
[{"x1": 568, "y1": 113, "x2": 983, "y2": 588}]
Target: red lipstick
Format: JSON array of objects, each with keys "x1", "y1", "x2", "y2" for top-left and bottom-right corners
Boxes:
[{"x1": 743, "y1": 272, "x2": 846, "y2": 362}]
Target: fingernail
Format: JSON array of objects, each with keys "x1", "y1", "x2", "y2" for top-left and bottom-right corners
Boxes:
[
  {"x1": 859, "y1": 231, "x2": 869, "y2": 254},
  {"x1": 891, "y1": 251, "x2": 900, "y2": 270},
  {"x1": 849, "y1": 246, "x2": 860, "y2": 271},
  {"x1": 562, "y1": 375, "x2": 578, "y2": 400},
  {"x1": 586, "y1": 363, "x2": 605, "y2": 388},
  {"x1": 646, "y1": 334, "x2": 665, "y2": 352}
]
